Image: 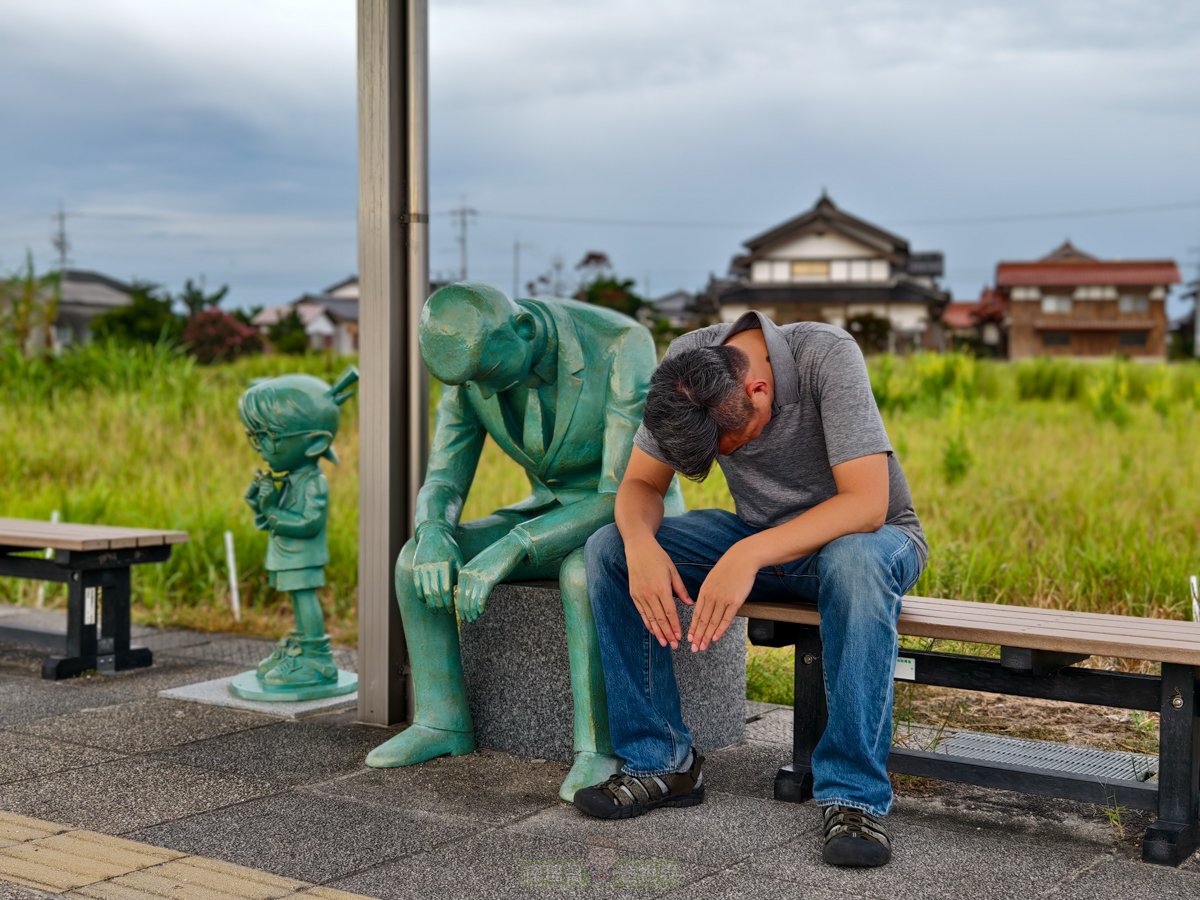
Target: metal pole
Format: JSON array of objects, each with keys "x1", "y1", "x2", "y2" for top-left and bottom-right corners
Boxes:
[{"x1": 356, "y1": 0, "x2": 429, "y2": 725}]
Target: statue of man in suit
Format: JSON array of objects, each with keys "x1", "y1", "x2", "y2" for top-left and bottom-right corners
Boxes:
[{"x1": 366, "y1": 282, "x2": 683, "y2": 800}]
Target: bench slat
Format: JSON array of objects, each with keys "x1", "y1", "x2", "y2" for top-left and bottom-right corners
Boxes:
[
  {"x1": 0, "y1": 518, "x2": 189, "y2": 553},
  {"x1": 740, "y1": 598, "x2": 1200, "y2": 666}
]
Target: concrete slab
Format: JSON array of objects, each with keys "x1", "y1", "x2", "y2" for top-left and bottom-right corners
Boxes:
[
  {"x1": 75, "y1": 856, "x2": 306, "y2": 900},
  {"x1": 0, "y1": 831, "x2": 181, "y2": 893},
  {"x1": 743, "y1": 708, "x2": 792, "y2": 746},
  {"x1": 151, "y1": 718, "x2": 396, "y2": 787},
  {"x1": 0, "y1": 880, "x2": 58, "y2": 899},
  {"x1": 700, "y1": 740, "x2": 792, "y2": 800},
  {"x1": 507, "y1": 789, "x2": 816, "y2": 867},
  {"x1": 95, "y1": 658, "x2": 245, "y2": 700},
  {"x1": 1044, "y1": 857, "x2": 1200, "y2": 899},
  {"x1": 164, "y1": 638, "x2": 357, "y2": 674},
  {"x1": 160, "y1": 675, "x2": 357, "y2": 720},
  {"x1": 0, "y1": 757, "x2": 281, "y2": 832},
  {"x1": 327, "y1": 828, "x2": 715, "y2": 900},
  {"x1": 738, "y1": 819, "x2": 1104, "y2": 900},
  {"x1": 306, "y1": 747, "x2": 566, "y2": 827},
  {"x1": 11, "y1": 697, "x2": 275, "y2": 753},
  {"x1": 0, "y1": 731, "x2": 123, "y2": 785},
  {"x1": 130, "y1": 791, "x2": 477, "y2": 885},
  {"x1": 0, "y1": 676, "x2": 126, "y2": 729},
  {"x1": 657, "y1": 869, "x2": 834, "y2": 900}
]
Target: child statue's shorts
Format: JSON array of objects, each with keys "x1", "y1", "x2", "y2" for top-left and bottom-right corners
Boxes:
[{"x1": 269, "y1": 567, "x2": 326, "y2": 592}]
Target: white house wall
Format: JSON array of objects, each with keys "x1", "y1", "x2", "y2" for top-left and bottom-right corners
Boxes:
[{"x1": 766, "y1": 231, "x2": 876, "y2": 260}]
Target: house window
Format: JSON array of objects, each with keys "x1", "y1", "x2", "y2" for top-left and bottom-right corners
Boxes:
[
  {"x1": 1118, "y1": 295, "x2": 1148, "y2": 313},
  {"x1": 791, "y1": 260, "x2": 829, "y2": 279},
  {"x1": 1041, "y1": 296, "x2": 1072, "y2": 313},
  {"x1": 1118, "y1": 331, "x2": 1148, "y2": 347},
  {"x1": 1042, "y1": 332, "x2": 1070, "y2": 347}
]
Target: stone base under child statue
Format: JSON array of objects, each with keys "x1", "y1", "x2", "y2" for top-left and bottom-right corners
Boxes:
[
  {"x1": 459, "y1": 582, "x2": 746, "y2": 763},
  {"x1": 229, "y1": 668, "x2": 357, "y2": 702},
  {"x1": 229, "y1": 634, "x2": 358, "y2": 702}
]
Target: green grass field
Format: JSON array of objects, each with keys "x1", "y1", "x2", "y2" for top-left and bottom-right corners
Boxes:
[{"x1": 2, "y1": 345, "x2": 1198, "y2": 701}]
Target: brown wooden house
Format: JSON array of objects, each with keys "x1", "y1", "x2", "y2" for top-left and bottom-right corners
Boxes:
[{"x1": 997, "y1": 242, "x2": 1180, "y2": 360}]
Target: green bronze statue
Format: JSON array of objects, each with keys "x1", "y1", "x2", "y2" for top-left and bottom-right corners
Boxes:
[
  {"x1": 365, "y1": 282, "x2": 683, "y2": 800},
  {"x1": 230, "y1": 367, "x2": 360, "y2": 702}
]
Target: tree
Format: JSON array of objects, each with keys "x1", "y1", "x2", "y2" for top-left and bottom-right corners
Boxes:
[
  {"x1": 183, "y1": 309, "x2": 263, "y2": 363},
  {"x1": 0, "y1": 252, "x2": 60, "y2": 357},
  {"x1": 91, "y1": 281, "x2": 183, "y2": 346},
  {"x1": 177, "y1": 277, "x2": 229, "y2": 318},
  {"x1": 268, "y1": 308, "x2": 310, "y2": 354},
  {"x1": 572, "y1": 251, "x2": 645, "y2": 318}
]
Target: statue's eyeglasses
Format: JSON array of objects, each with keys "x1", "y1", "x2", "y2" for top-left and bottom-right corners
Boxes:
[{"x1": 244, "y1": 428, "x2": 322, "y2": 453}]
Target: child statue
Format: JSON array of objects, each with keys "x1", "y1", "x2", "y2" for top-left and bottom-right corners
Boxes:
[{"x1": 229, "y1": 366, "x2": 359, "y2": 701}]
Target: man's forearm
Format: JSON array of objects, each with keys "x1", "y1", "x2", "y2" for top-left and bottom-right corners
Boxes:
[
  {"x1": 736, "y1": 492, "x2": 884, "y2": 569},
  {"x1": 615, "y1": 478, "x2": 666, "y2": 546}
]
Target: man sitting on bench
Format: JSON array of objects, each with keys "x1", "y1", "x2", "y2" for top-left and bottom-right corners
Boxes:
[{"x1": 574, "y1": 311, "x2": 927, "y2": 869}]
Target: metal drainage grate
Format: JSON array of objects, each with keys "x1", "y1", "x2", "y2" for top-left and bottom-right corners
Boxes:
[{"x1": 896, "y1": 726, "x2": 1157, "y2": 783}]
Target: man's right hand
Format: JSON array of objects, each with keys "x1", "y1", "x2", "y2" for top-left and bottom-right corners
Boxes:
[
  {"x1": 625, "y1": 539, "x2": 691, "y2": 650},
  {"x1": 413, "y1": 526, "x2": 463, "y2": 612}
]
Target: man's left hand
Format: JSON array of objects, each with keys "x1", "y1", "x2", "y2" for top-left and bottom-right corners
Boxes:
[
  {"x1": 689, "y1": 543, "x2": 758, "y2": 651},
  {"x1": 455, "y1": 533, "x2": 525, "y2": 623}
]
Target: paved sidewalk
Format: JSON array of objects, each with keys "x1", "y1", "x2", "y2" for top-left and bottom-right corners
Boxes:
[{"x1": 2, "y1": 618, "x2": 1199, "y2": 899}]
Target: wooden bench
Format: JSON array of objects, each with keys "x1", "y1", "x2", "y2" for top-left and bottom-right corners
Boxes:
[
  {"x1": 0, "y1": 517, "x2": 188, "y2": 680},
  {"x1": 741, "y1": 595, "x2": 1200, "y2": 867}
]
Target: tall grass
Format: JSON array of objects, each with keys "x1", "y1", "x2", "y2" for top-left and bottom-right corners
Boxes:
[{"x1": 2, "y1": 347, "x2": 1198, "y2": 640}]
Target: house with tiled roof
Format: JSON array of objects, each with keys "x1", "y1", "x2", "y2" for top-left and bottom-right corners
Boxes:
[
  {"x1": 996, "y1": 242, "x2": 1180, "y2": 360},
  {"x1": 712, "y1": 193, "x2": 950, "y2": 352},
  {"x1": 253, "y1": 277, "x2": 360, "y2": 354}
]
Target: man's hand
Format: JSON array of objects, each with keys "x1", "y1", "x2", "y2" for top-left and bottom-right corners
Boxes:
[
  {"x1": 413, "y1": 526, "x2": 463, "y2": 613},
  {"x1": 456, "y1": 533, "x2": 525, "y2": 623},
  {"x1": 626, "y1": 540, "x2": 691, "y2": 650},
  {"x1": 689, "y1": 543, "x2": 758, "y2": 652}
]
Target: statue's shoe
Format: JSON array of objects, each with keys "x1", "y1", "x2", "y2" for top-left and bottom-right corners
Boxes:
[
  {"x1": 261, "y1": 650, "x2": 338, "y2": 687},
  {"x1": 559, "y1": 750, "x2": 622, "y2": 802},
  {"x1": 255, "y1": 632, "x2": 301, "y2": 679},
  {"x1": 366, "y1": 723, "x2": 475, "y2": 768}
]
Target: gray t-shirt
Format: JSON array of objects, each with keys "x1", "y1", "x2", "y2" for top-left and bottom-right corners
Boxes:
[{"x1": 633, "y1": 311, "x2": 928, "y2": 567}]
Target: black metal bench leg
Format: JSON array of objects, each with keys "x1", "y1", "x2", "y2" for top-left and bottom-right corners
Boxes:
[
  {"x1": 42, "y1": 566, "x2": 151, "y2": 680},
  {"x1": 1142, "y1": 663, "x2": 1200, "y2": 865},
  {"x1": 775, "y1": 626, "x2": 827, "y2": 803}
]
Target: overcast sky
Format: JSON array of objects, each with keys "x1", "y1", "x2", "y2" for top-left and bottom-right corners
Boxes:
[{"x1": 1, "y1": 0, "x2": 1197, "y2": 314}]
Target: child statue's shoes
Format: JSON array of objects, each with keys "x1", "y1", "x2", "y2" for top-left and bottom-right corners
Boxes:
[
  {"x1": 256, "y1": 631, "x2": 302, "y2": 679},
  {"x1": 262, "y1": 638, "x2": 338, "y2": 687}
]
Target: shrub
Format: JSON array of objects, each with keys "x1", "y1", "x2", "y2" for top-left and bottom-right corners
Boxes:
[{"x1": 183, "y1": 309, "x2": 263, "y2": 364}]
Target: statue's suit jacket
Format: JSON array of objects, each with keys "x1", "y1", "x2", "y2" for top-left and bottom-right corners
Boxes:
[{"x1": 419, "y1": 297, "x2": 683, "y2": 567}]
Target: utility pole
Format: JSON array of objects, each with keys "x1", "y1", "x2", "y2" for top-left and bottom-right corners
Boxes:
[
  {"x1": 51, "y1": 201, "x2": 71, "y2": 273},
  {"x1": 512, "y1": 235, "x2": 534, "y2": 299},
  {"x1": 449, "y1": 198, "x2": 477, "y2": 281}
]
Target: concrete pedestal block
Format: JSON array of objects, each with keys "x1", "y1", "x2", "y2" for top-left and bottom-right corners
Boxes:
[{"x1": 459, "y1": 581, "x2": 746, "y2": 763}]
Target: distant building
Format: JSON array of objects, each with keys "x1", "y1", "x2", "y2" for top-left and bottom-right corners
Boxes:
[
  {"x1": 54, "y1": 269, "x2": 134, "y2": 347},
  {"x1": 254, "y1": 278, "x2": 360, "y2": 355},
  {"x1": 645, "y1": 289, "x2": 700, "y2": 330},
  {"x1": 995, "y1": 242, "x2": 1180, "y2": 360},
  {"x1": 940, "y1": 288, "x2": 1006, "y2": 356},
  {"x1": 712, "y1": 193, "x2": 949, "y2": 352}
]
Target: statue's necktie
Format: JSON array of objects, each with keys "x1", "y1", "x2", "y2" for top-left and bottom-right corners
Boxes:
[{"x1": 523, "y1": 387, "x2": 549, "y2": 458}]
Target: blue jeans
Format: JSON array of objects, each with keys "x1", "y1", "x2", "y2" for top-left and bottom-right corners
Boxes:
[{"x1": 585, "y1": 508, "x2": 924, "y2": 818}]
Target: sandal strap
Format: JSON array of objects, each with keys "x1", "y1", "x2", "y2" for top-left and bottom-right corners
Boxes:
[{"x1": 823, "y1": 806, "x2": 891, "y2": 848}]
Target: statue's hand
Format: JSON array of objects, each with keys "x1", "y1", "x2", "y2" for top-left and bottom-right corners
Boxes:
[
  {"x1": 455, "y1": 534, "x2": 524, "y2": 623},
  {"x1": 413, "y1": 526, "x2": 463, "y2": 613}
]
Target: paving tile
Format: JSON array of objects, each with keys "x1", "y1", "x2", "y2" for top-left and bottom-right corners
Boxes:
[
  {"x1": 293, "y1": 887, "x2": 375, "y2": 899},
  {"x1": 164, "y1": 638, "x2": 357, "y2": 674},
  {"x1": 1045, "y1": 856, "x2": 1200, "y2": 899},
  {"x1": 0, "y1": 731, "x2": 123, "y2": 785},
  {"x1": 0, "y1": 757, "x2": 282, "y2": 833},
  {"x1": 75, "y1": 856, "x2": 307, "y2": 900},
  {"x1": 305, "y1": 747, "x2": 565, "y2": 826},
  {"x1": 151, "y1": 717, "x2": 393, "y2": 787},
  {"x1": 11, "y1": 697, "x2": 275, "y2": 753},
  {"x1": 0, "y1": 815, "x2": 66, "y2": 847},
  {"x1": 0, "y1": 880, "x2": 58, "y2": 899},
  {"x1": 742, "y1": 709, "x2": 792, "y2": 746},
  {"x1": 700, "y1": 740, "x2": 792, "y2": 800},
  {"x1": 507, "y1": 789, "x2": 816, "y2": 867},
  {"x1": 94, "y1": 657, "x2": 245, "y2": 700},
  {"x1": 739, "y1": 819, "x2": 1104, "y2": 900},
  {"x1": 0, "y1": 829, "x2": 180, "y2": 892},
  {"x1": 328, "y1": 828, "x2": 713, "y2": 900},
  {"x1": 745, "y1": 701, "x2": 789, "y2": 719},
  {"x1": 130, "y1": 790, "x2": 476, "y2": 884},
  {"x1": 0, "y1": 676, "x2": 126, "y2": 729},
  {"x1": 657, "y1": 868, "x2": 843, "y2": 900}
]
